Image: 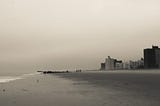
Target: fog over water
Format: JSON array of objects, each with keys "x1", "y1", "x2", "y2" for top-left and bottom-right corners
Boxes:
[{"x1": 0, "y1": 0, "x2": 160, "y2": 73}]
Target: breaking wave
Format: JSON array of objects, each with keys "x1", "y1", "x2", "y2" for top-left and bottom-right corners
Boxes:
[{"x1": 0, "y1": 72, "x2": 39, "y2": 83}]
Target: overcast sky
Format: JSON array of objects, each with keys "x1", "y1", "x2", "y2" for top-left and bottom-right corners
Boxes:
[{"x1": 0, "y1": 0, "x2": 160, "y2": 72}]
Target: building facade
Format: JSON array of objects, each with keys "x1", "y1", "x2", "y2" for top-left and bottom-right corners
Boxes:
[
  {"x1": 129, "y1": 58, "x2": 144, "y2": 69},
  {"x1": 144, "y1": 46, "x2": 160, "y2": 69},
  {"x1": 105, "y1": 56, "x2": 115, "y2": 70},
  {"x1": 104, "y1": 56, "x2": 123, "y2": 70},
  {"x1": 100, "y1": 63, "x2": 105, "y2": 70}
]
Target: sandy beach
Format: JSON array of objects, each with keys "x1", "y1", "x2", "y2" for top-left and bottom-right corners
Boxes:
[{"x1": 1, "y1": 71, "x2": 160, "y2": 106}]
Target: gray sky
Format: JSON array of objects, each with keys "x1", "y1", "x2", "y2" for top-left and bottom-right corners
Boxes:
[{"x1": 0, "y1": 0, "x2": 160, "y2": 71}]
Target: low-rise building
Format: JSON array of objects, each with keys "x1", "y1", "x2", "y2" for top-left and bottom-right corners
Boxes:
[
  {"x1": 129, "y1": 58, "x2": 144, "y2": 69},
  {"x1": 115, "y1": 60, "x2": 123, "y2": 70}
]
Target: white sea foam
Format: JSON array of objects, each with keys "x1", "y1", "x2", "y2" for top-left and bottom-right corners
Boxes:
[
  {"x1": 0, "y1": 72, "x2": 40, "y2": 83},
  {"x1": 22, "y1": 72, "x2": 40, "y2": 77},
  {"x1": 0, "y1": 77, "x2": 22, "y2": 83}
]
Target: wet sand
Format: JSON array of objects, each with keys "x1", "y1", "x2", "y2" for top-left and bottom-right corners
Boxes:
[
  {"x1": 0, "y1": 71, "x2": 160, "y2": 106},
  {"x1": 54, "y1": 71, "x2": 160, "y2": 106}
]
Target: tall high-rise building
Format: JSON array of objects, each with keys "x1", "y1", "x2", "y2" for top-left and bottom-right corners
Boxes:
[
  {"x1": 105, "y1": 56, "x2": 123, "y2": 70},
  {"x1": 105, "y1": 56, "x2": 115, "y2": 70},
  {"x1": 144, "y1": 46, "x2": 160, "y2": 69}
]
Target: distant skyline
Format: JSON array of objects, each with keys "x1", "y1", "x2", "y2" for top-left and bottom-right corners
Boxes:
[{"x1": 0, "y1": 0, "x2": 160, "y2": 72}]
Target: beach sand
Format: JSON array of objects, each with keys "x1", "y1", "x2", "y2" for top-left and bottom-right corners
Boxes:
[{"x1": 0, "y1": 71, "x2": 160, "y2": 106}]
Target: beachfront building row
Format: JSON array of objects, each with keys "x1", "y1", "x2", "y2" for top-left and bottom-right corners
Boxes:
[
  {"x1": 100, "y1": 56, "x2": 144, "y2": 70},
  {"x1": 125, "y1": 58, "x2": 144, "y2": 70},
  {"x1": 101, "y1": 45, "x2": 160, "y2": 70}
]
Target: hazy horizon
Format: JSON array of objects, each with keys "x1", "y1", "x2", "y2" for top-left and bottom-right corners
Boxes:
[{"x1": 0, "y1": 0, "x2": 160, "y2": 72}]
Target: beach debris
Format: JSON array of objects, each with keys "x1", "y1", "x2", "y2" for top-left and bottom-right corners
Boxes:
[{"x1": 2, "y1": 89, "x2": 5, "y2": 92}]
